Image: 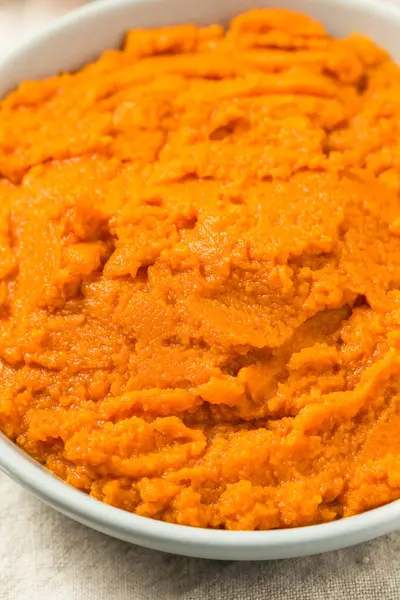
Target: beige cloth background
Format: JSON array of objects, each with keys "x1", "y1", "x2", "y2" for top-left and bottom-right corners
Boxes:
[{"x1": 0, "y1": 2, "x2": 399, "y2": 599}]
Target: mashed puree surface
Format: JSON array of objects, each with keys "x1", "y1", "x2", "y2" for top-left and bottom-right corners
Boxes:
[{"x1": 1, "y1": 9, "x2": 400, "y2": 530}]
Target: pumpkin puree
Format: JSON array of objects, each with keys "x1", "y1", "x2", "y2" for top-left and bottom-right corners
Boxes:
[{"x1": 1, "y1": 9, "x2": 400, "y2": 530}]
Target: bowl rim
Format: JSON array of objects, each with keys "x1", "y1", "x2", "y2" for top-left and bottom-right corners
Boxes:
[
  {"x1": 2, "y1": 431, "x2": 400, "y2": 553},
  {"x1": 2, "y1": 0, "x2": 400, "y2": 66},
  {"x1": 0, "y1": 0, "x2": 400, "y2": 558}
]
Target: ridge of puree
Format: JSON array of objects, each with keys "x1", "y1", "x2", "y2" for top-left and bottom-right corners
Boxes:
[{"x1": 1, "y1": 8, "x2": 400, "y2": 530}]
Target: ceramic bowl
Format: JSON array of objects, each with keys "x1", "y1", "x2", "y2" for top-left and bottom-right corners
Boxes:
[{"x1": 1, "y1": 0, "x2": 400, "y2": 560}]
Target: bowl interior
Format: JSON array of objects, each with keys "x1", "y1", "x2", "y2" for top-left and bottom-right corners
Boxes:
[{"x1": 1, "y1": 0, "x2": 400, "y2": 94}]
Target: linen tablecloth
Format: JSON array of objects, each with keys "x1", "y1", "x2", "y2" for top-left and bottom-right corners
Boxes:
[{"x1": 0, "y1": 2, "x2": 399, "y2": 599}]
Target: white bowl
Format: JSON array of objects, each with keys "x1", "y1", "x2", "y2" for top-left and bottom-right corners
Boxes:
[{"x1": 1, "y1": 0, "x2": 400, "y2": 561}]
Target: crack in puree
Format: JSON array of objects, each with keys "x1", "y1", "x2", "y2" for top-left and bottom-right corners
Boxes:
[{"x1": 1, "y1": 8, "x2": 400, "y2": 530}]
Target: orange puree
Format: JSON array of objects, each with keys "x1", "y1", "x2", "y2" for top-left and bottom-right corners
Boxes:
[{"x1": 1, "y1": 9, "x2": 400, "y2": 530}]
